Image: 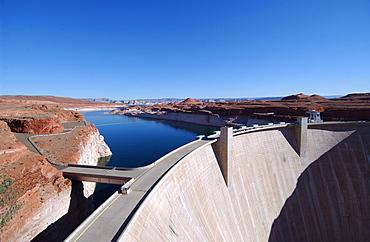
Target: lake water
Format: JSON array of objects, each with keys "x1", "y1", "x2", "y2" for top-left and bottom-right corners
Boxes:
[{"x1": 80, "y1": 111, "x2": 219, "y2": 205}]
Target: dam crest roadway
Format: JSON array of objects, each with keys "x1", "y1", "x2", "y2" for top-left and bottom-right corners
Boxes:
[{"x1": 65, "y1": 119, "x2": 370, "y2": 241}]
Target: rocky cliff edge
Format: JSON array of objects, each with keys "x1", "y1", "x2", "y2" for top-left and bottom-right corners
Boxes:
[{"x1": 0, "y1": 96, "x2": 112, "y2": 241}]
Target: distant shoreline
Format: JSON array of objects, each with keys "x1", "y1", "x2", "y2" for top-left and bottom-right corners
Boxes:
[{"x1": 65, "y1": 106, "x2": 123, "y2": 112}]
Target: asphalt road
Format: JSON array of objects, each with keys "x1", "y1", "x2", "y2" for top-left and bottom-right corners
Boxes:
[{"x1": 65, "y1": 139, "x2": 216, "y2": 242}]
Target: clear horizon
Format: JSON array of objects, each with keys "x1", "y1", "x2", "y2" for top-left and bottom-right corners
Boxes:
[
  {"x1": 79, "y1": 93, "x2": 346, "y2": 101},
  {"x1": 0, "y1": 93, "x2": 349, "y2": 101},
  {"x1": 1, "y1": 0, "x2": 369, "y2": 100}
]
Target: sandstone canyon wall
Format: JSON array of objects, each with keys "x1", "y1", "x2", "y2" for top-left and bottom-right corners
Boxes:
[
  {"x1": 0, "y1": 98, "x2": 112, "y2": 241},
  {"x1": 0, "y1": 121, "x2": 72, "y2": 242},
  {"x1": 30, "y1": 124, "x2": 112, "y2": 198},
  {"x1": 30, "y1": 124, "x2": 112, "y2": 241},
  {"x1": 120, "y1": 123, "x2": 369, "y2": 241}
]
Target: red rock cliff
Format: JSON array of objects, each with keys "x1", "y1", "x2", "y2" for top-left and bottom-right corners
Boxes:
[
  {"x1": 0, "y1": 96, "x2": 113, "y2": 241},
  {"x1": 0, "y1": 121, "x2": 72, "y2": 241}
]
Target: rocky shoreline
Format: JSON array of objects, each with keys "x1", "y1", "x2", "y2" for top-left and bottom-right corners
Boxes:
[
  {"x1": 110, "y1": 94, "x2": 370, "y2": 126},
  {"x1": 110, "y1": 108, "x2": 230, "y2": 126}
]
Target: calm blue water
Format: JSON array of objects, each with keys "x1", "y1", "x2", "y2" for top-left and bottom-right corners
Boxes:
[
  {"x1": 79, "y1": 111, "x2": 218, "y2": 205},
  {"x1": 80, "y1": 111, "x2": 218, "y2": 168}
]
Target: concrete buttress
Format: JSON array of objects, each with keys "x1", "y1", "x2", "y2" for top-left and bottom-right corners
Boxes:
[
  {"x1": 297, "y1": 117, "x2": 308, "y2": 159},
  {"x1": 212, "y1": 126, "x2": 233, "y2": 186}
]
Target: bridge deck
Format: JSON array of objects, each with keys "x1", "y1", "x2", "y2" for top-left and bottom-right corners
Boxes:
[
  {"x1": 65, "y1": 139, "x2": 215, "y2": 242},
  {"x1": 56, "y1": 166, "x2": 145, "y2": 185}
]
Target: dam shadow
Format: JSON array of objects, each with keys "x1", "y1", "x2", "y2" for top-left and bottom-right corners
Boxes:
[
  {"x1": 269, "y1": 125, "x2": 370, "y2": 241},
  {"x1": 32, "y1": 181, "x2": 96, "y2": 242},
  {"x1": 279, "y1": 126, "x2": 299, "y2": 155}
]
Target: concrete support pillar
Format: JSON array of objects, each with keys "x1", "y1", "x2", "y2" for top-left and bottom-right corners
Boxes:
[
  {"x1": 213, "y1": 127, "x2": 233, "y2": 186},
  {"x1": 297, "y1": 117, "x2": 308, "y2": 158}
]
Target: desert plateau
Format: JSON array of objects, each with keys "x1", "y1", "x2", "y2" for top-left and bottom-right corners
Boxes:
[
  {"x1": 1, "y1": 93, "x2": 369, "y2": 241},
  {"x1": 111, "y1": 93, "x2": 370, "y2": 126}
]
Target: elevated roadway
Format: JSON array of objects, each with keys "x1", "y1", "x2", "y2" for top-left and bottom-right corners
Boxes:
[
  {"x1": 65, "y1": 138, "x2": 216, "y2": 241},
  {"x1": 67, "y1": 120, "x2": 370, "y2": 241},
  {"x1": 65, "y1": 122, "x2": 294, "y2": 241},
  {"x1": 53, "y1": 165, "x2": 142, "y2": 185},
  {"x1": 12, "y1": 116, "x2": 370, "y2": 241}
]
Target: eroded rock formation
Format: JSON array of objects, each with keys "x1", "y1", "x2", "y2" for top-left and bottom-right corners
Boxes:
[
  {"x1": 281, "y1": 93, "x2": 326, "y2": 101},
  {"x1": 0, "y1": 121, "x2": 71, "y2": 241},
  {"x1": 0, "y1": 96, "x2": 112, "y2": 241},
  {"x1": 30, "y1": 125, "x2": 112, "y2": 198}
]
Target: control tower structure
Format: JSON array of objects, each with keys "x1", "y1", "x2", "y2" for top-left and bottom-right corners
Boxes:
[{"x1": 307, "y1": 110, "x2": 322, "y2": 123}]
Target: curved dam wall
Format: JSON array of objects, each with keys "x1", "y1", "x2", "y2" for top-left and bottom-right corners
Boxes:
[{"x1": 120, "y1": 123, "x2": 370, "y2": 241}]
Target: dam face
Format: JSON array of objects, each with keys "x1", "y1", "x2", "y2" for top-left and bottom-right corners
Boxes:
[{"x1": 120, "y1": 123, "x2": 370, "y2": 241}]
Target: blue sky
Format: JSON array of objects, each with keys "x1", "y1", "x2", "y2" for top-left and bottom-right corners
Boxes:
[{"x1": 1, "y1": 0, "x2": 369, "y2": 100}]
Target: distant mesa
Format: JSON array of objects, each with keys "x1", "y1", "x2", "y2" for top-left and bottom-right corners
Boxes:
[
  {"x1": 111, "y1": 92, "x2": 370, "y2": 126},
  {"x1": 340, "y1": 93, "x2": 370, "y2": 100},
  {"x1": 281, "y1": 93, "x2": 326, "y2": 101},
  {"x1": 180, "y1": 98, "x2": 203, "y2": 105},
  {"x1": 0, "y1": 95, "x2": 120, "y2": 110}
]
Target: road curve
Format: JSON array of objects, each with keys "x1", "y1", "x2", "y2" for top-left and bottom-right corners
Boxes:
[{"x1": 65, "y1": 138, "x2": 216, "y2": 242}]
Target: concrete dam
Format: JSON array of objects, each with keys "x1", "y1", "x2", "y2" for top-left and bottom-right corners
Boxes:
[{"x1": 69, "y1": 120, "x2": 370, "y2": 241}]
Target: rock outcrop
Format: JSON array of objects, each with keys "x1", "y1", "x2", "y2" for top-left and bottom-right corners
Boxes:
[
  {"x1": 281, "y1": 93, "x2": 326, "y2": 101},
  {"x1": 0, "y1": 121, "x2": 72, "y2": 242},
  {"x1": 0, "y1": 96, "x2": 113, "y2": 241},
  {"x1": 31, "y1": 125, "x2": 112, "y2": 198},
  {"x1": 31, "y1": 125, "x2": 112, "y2": 241},
  {"x1": 2, "y1": 116, "x2": 66, "y2": 134},
  {"x1": 180, "y1": 98, "x2": 203, "y2": 105},
  {"x1": 340, "y1": 92, "x2": 370, "y2": 100},
  {"x1": 0, "y1": 102, "x2": 84, "y2": 135}
]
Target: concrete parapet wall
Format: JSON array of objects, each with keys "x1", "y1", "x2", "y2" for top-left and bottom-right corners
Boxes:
[{"x1": 120, "y1": 123, "x2": 370, "y2": 241}]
